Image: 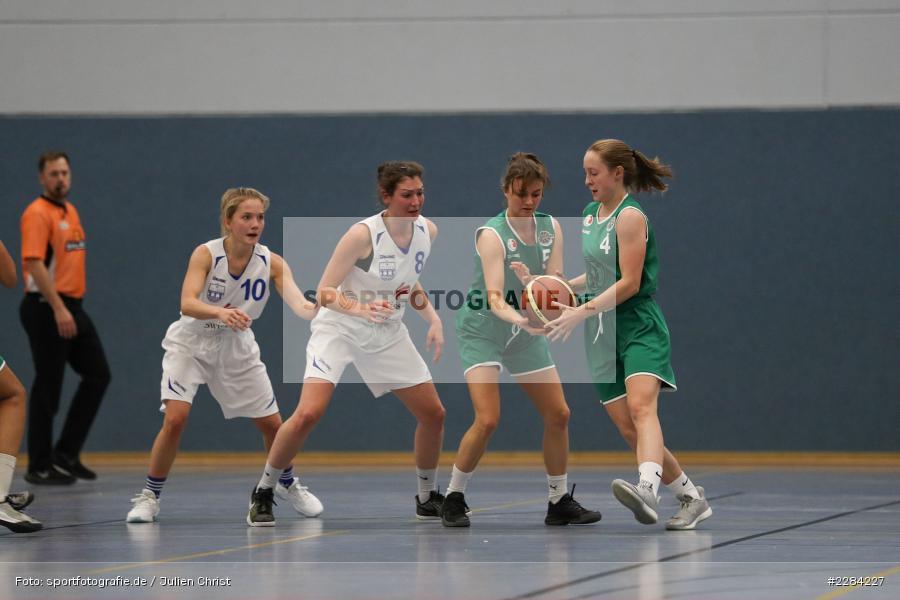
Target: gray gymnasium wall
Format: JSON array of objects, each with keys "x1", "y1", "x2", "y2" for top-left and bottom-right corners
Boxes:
[{"x1": 1, "y1": 1, "x2": 898, "y2": 452}]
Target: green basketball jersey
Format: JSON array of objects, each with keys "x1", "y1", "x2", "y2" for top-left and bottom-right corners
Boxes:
[
  {"x1": 581, "y1": 194, "x2": 658, "y2": 311},
  {"x1": 463, "y1": 210, "x2": 556, "y2": 314}
]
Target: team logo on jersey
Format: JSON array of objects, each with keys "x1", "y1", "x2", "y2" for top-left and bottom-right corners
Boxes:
[
  {"x1": 59, "y1": 221, "x2": 70, "y2": 230},
  {"x1": 507, "y1": 238, "x2": 518, "y2": 252},
  {"x1": 583, "y1": 214, "x2": 593, "y2": 226},
  {"x1": 207, "y1": 282, "x2": 225, "y2": 302},
  {"x1": 538, "y1": 230, "x2": 554, "y2": 247},
  {"x1": 606, "y1": 216, "x2": 617, "y2": 231},
  {"x1": 379, "y1": 259, "x2": 397, "y2": 281}
]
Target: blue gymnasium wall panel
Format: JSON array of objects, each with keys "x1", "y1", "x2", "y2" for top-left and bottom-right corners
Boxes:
[{"x1": 0, "y1": 109, "x2": 897, "y2": 452}]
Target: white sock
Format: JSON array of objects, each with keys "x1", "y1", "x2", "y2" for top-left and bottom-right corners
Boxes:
[
  {"x1": 666, "y1": 471, "x2": 700, "y2": 499},
  {"x1": 257, "y1": 462, "x2": 281, "y2": 490},
  {"x1": 547, "y1": 473, "x2": 567, "y2": 504},
  {"x1": 638, "y1": 461, "x2": 663, "y2": 496},
  {"x1": 416, "y1": 467, "x2": 437, "y2": 503},
  {"x1": 447, "y1": 465, "x2": 473, "y2": 494},
  {"x1": 0, "y1": 453, "x2": 15, "y2": 499}
]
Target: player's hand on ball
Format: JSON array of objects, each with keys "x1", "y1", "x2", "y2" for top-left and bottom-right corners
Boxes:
[
  {"x1": 545, "y1": 302, "x2": 583, "y2": 342},
  {"x1": 509, "y1": 261, "x2": 534, "y2": 285}
]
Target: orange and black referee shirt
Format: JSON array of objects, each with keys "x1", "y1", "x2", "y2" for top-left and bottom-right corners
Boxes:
[{"x1": 20, "y1": 196, "x2": 87, "y2": 298}]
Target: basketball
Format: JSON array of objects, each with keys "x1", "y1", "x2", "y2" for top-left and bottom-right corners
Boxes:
[{"x1": 523, "y1": 275, "x2": 577, "y2": 326}]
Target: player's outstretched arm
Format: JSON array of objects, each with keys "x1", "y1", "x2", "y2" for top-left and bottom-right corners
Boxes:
[
  {"x1": 315, "y1": 224, "x2": 393, "y2": 323},
  {"x1": 180, "y1": 245, "x2": 251, "y2": 331},
  {"x1": 0, "y1": 240, "x2": 16, "y2": 288},
  {"x1": 270, "y1": 253, "x2": 317, "y2": 320}
]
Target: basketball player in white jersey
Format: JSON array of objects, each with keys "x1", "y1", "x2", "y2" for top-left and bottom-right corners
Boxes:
[
  {"x1": 247, "y1": 162, "x2": 447, "y2": 526},
  {"x1": 126, "y1": 188, "x2": 323, "y2": 523}
]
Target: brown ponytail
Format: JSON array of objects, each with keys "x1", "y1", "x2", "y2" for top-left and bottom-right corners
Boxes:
[{"x1": 587, "y1": 139, "x2": 672, "y2": 193}]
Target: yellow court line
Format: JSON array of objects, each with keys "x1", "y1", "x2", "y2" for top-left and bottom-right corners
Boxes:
[
  {"x1": 815, "y1": 564, "x2": 900, "y2": 600},
  {"x1": 25, "y1": 451, "x2": 900, "y2": 469},
  {"x1": 88, "y1": 529, "x2": 349, "y2": 575}
]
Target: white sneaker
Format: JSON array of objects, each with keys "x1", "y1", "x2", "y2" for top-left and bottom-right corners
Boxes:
[
  {"x1": 666, "y1": 486, "x2": 712, "y2": 530},
  {"x1": 126, "y1": 490, "x2": 160, "y2": 523},
  {"x1": 275, "y1": 478, "x2": 323, "y2": 517},
  {"x1": 0, "y1": 497, "x2": 42, "y2": 533}
]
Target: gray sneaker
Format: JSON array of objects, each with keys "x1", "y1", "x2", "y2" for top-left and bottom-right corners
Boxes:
[
  {"x1": 666, "y1": 486, "x2": 712, "y2": 530},
  {"x1": 0, "y1": 497, "x2": 42, "y2": 533},
  {"x1": 611, "y1": 479, "x2": 659, "y2": 524}
]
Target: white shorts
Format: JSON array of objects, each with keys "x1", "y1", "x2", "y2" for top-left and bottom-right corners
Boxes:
[
  {"x1": 303, "y1": 319, "x2": 432, "y2": 398},
  {"x1": 159, "y1": 322, "x2": 278, "y2": 419}
]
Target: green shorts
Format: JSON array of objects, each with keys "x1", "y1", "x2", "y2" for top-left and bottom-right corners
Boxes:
[
  {"x1": 456, "y1": 308, "x2": 555, "y2": 376},
  {"x1": 0, "y1": 355, "x2": 5, "y2": 371},
  {"x1": 584, "y1": 298, "x2": 676, "y2": 403}
]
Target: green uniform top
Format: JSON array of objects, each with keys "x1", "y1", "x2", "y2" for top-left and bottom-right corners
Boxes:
[
  {"x1": 582, "y1": 194, "x2": 657, "y2": 311},
  {"x1": 462, "y1": 210, "x2": 557, "y2": 316}
]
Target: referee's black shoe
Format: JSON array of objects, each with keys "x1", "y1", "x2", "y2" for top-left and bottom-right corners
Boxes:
[
  {"x1": 545, "y1": 485, "x2": 602, "y2": 526},
  {"x1": 24, "y1": 465, "x2": 75, "y2": 486},
  {"x1": 441, "y1": 491, "x2": 471, "y2": 528},
  {"x1": 52, "y1": 452, "x2": 97, "y2": 480}
]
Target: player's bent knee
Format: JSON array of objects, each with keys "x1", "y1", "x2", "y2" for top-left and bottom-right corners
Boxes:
[
  {"x1": 162, "y1": 413, "x2": 189, "y2": 434},
  {"x1": 544, "y1": 407, "x2": 570, "y2": 430},
  {"x1": 2, "y1": 383, "x2": 27, "y2": 408},
  {"x1": 474, "y1": 416, "x2": 499, "y2": 436},
  {"x1": 420, "y1": 404, "x2": 446, "y2": 428},
  {"x1": 292, "y1": 410, "x2": 323, "y2": 432},
  {"x1": 627, "y1": 402, "x2": 656, "y2": 424}
]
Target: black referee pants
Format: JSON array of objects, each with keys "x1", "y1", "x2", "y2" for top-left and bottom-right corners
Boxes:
[{"x1": 19, "y1": 293, "x2": 110, "y2": 471}]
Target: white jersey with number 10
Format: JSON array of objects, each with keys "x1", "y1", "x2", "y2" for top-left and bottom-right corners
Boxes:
[{"x1": 178, "y1": 237, "x2": 271, "y2": 333}]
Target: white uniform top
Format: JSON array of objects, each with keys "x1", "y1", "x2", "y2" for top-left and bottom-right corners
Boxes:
[
  {"x1": 176, "y1": 237, "x2": 272, "y2": 334},
  {"x1": 315, "y1": 213, "x2": 431, "y2": 328}
]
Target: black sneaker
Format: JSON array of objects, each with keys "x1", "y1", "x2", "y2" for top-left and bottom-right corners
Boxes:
[
  {"x1": 52, "y1": 452, "x2": 97, "y2": 480},
  {"x1": 441, "y1": 491, "x2": 470, "y2": 528},
  {"x1": 7, "y1": 491, "x2": 34, "y2": 511},
  {"x1": 24, "y1": 466, "x2": 76, "y2": 486},
  {"x1": 545, "y1": 484, "x2": 602, "y2": 526},
  {"x1": 415, "y1": 490, "x2": 445, "y2": 520},
  {"x1": 247, "y1": 487, "x2": 276, "y2": 527}
]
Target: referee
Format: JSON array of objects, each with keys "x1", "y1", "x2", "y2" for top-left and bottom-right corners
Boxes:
[{"x1": 19, "y1": 151, "x2": 110, "y2": 485}]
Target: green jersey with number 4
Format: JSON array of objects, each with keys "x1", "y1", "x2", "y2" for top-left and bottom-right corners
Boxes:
[{"x1": 581, "y1": 194, "x2": 657, "y2": 310}]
